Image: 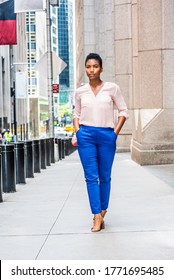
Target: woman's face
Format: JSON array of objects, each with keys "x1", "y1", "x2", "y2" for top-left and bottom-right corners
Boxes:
[{"x1": 85, "y1": 59, "x2": 103, "y2": 80}]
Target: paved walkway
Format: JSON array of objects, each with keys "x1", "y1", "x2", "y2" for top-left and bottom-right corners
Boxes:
[{"x1": 0, "y1": 151, "x2": 174, "y2": 260}]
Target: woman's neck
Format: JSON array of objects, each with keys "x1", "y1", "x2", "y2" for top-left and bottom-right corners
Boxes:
[{"x1": 89, "y1": 79, "x2": 103, "y2": 88}]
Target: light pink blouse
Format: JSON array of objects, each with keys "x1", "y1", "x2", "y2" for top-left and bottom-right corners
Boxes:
[{"x1": 73, "y1": 82, "x2": 128, "y2": 128}]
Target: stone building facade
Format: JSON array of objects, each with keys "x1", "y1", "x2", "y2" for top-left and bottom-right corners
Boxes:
[
  {"x1": 75, "y1": 0, "x2": 174, "y2": 165},
  {"x1": 0, "y1": 11, "x2": 27, "y2": 136}
]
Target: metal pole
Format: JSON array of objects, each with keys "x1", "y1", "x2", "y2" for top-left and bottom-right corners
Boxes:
[
  {"x1": 11, "y1": 66, "x2": 17, "y2": 142},
  {"x1": 46, "y1": 0, "x2": 54, "y2": 138},
  {"x1": 13, "y1": 81, "x2": 17, "y2": 142},
  {"x1": 10, "y1": 84, "x2": 17, "y2": 142}
]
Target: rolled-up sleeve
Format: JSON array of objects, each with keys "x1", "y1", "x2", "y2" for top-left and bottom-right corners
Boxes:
[
  {"x1": 73, "y1": 91, "x2": 81, "y2": 119},
  {"x1": 113, "y1": 85, "x2": 129, "y2": 119}
]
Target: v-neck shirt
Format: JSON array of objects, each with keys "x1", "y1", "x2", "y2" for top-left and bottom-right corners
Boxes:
[
  {"x1": 89, "y1": 82, "x2": 105, "y2": 96},
  {"x1": 73, "y1": 82, "x2": 128, "y2": 128}
]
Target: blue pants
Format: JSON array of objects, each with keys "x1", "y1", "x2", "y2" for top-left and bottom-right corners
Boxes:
[{"x1": 77, "y1": 125, "x2": 117, "y2": 214}]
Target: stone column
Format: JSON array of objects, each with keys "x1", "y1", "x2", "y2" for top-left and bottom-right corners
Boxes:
[
  {"x1": 114, "y1": 0, "x2": 133, "y2": 151},
  {"x1": 83, "y1": 0, "x2": 115, "y2": 83},
  {"x1": 75, "y1": 0, "x2": 85, "y2": 87},
  {"x1": 131, "y1": 0, "x2": 174, "y2": 164},
  {"x1": 94, "y1": 0, "x2": 115, "y2": 82}
]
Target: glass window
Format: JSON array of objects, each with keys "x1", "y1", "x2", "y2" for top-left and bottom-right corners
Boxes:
[
  {"x1": 31, "y1": 43, "x2": 36, "y2": 49},
  {"x1": 53, "y1": 37, "x2": 57, "y2": 44},
  {"x1": 32, "y1": 78, "x2": 37, "y2": 85},
  {"x1": 31, "y1": 61, "x2": 36, "y2": 67},
  {"x1": 52, "y1": 27, "x2": 57, "y2": 34},
  {"x1": 30, "y1": 25, "x2": 36, "y2": 32},
  {"x1": 52, "y1": 17, "x2": 56, "y2": 24}
]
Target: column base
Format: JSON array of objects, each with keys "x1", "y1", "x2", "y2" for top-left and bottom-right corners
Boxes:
[
  {"x1": 131, "y1": 139, "x2": 174, "y2": 165},
  {"x1": 116, "y1": 133, "x2": 131, "y2": 152}
]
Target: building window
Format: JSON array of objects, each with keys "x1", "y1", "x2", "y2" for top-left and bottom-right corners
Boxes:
[
  {"x1": 52, "y1": 27, "x2": 57, "y2": 34},
  {"x1": 30, "y1": 25, "x2": 36, "y2": 32},
  {"x1": 31, "y1": 78, "x2": 37, "y2": 85},
  {"x1": 52, "y1": 17, "x2": 56, "y2": 24},
  {"x1": 31, "y1": 43, "x2": 36, "y2": 49},
  {"x1": 53, "y1": 37, "x2": 57, "y2": 44}
]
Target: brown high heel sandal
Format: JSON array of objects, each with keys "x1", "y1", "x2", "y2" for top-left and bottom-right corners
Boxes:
[
  {"x1": 91, "y1": 214, "x2": 104, "y2": 232},
  {"x1": 100, "y1": 210, "x2": 107, "y2": 229}
]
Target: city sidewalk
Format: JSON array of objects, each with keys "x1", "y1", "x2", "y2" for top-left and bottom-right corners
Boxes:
[{"x1": 0, "y1": 151, "x2": 174, "y2": 260}]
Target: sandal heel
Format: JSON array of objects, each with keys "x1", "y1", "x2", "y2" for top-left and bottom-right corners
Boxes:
[
  {"x1": 101, "y1": 221, "x2": 105, "y2": 229},
  {"x1": 91, "y1": 214, "x2": 104, "y2": 232}
]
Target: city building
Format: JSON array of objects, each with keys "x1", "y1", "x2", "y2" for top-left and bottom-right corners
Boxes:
[
  {"x1": 0, "y1": 0, "x2": 74, "y2": 139},
  {"x1": 0, "y1": 6, "x2": 27, "y2": 140},
  {"x1": 75, "y1": 0, "x2": 174, "y2": 165},
  {"x1": 57, "y1": 0, "x2": 75, "y2": 125},
  {"x1": 26, "y1": 5, "x2": 58, "y2": 138}
]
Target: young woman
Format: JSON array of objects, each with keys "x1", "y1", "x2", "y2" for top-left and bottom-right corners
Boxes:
[{"x1": 73, "y1": 53, "x2": 128, "y2": 232}]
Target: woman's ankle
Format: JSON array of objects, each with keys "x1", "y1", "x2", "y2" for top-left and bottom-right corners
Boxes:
[{"x1": 101, "y1": 210, "x2": 107, "y2": 218}]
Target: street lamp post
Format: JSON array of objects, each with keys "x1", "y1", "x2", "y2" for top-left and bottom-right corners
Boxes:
[
  {"x1": 10, "y1": 84, "x2": 16, "y2": 141},
  {"x1": 46, "y1": 0, "x2": 59, "y2": 138},
  {"x1": 46, "y1": 0, "x2": 54, "y2": 138}
]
